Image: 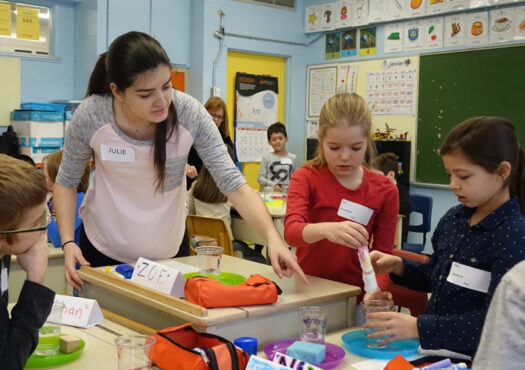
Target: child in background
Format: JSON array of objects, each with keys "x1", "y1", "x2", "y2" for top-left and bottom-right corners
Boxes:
[
  {"x1": 187, "y1": 147, "x2": 266, "y2": 263},
  {"x1": 0, "y1": 154, "x2": 55, "y2": 368},
  {"x1": 258, "y1": 122, "x2": 297, "y2": 192},
  {"x1": 43, "y1": 150, "x2": 90, "y2": 248},
  {"x1": 284, "y1": 93, "x2": 399, "y2": 315},
  {"x1": 374, "y1": 152, "x2": 412, "y2": 243},
  {"x1": 367, "y1": 117, "x2": 525, "y2": 357}
]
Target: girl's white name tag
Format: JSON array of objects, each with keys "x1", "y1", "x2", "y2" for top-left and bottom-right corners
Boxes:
[
  {"x1": 101, "y1": 144, "x2": 135, "y2": 162},
  {"x1": 337, "y1": 199, "x2": 374, "y2": 226},
  {"x1": 447, "y1": 262, "x2": 491, "y2": 293}
]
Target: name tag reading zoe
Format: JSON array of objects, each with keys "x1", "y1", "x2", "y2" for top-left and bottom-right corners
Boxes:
[{"x1": 101, "y1": 144, "x2": 135, "y2": 163}]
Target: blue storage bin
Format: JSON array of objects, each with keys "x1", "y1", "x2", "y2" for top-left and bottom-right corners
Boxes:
[{"x1": 21, "y1": 102, "x2": 67, "y2": 112}]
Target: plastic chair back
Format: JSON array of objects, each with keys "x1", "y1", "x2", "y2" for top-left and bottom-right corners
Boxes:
[
  {"x1": 186, "y1": 215, "x2": 234, "y2": 256},
  {"x1": 377, "y1": 249, "x2": 430, "y2": 317},
  {"x1": 402, "y1": 195, "x2": 433, "y2": 253}
]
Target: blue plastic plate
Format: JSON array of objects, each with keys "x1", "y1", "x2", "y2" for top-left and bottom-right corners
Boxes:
[{"x1": 341, "y1": 329, "x2": 419, "y2": 360}]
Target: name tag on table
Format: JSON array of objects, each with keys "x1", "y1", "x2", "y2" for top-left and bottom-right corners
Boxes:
[
  {"x1": 54, "y1": 295, "x2": 104, "y2": 328},
  {"x1": 280, "y1": 157, "x2": 292, "y2": 165},
  {"x1": 337, "y1": 199, "x2": 374, "y2": 226},
  {"x1": 101, "y1": 144, "x2": 135, "y2": 162},
  {"x1": 447, "y1": 261, "x2": 491, "y2": 293},
  {"x1": 131, "y1": 257, "x2": 186, "y2": 298}
]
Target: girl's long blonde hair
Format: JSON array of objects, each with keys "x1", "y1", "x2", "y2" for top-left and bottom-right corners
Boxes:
[{"x1": 309, "y1": 93, "x2": 376, "y2": 169}]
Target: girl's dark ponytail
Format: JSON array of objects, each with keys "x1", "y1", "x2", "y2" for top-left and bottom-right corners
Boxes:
[
  {"x1": 512, "y1": 147, "x2": 525, "y2": 215},
  {"x1": 86, "y1": 53, "x2": 110, "y2": 96}
]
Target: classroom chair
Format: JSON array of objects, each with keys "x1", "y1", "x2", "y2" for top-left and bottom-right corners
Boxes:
[
  {"x1": 402, "y1": 194, "x2": 433, "y2": 254},
  {"x1": 377, "y1": 249, "x2": 430, "y2": 317},
  {"x1": 186, "y1": 215, "x2": 234, "y2": 256}
]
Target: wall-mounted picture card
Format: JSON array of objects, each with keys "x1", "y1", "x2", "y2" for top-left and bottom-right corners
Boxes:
[
  {"x1": 354, "y1": 0, "x2": 369, "y2": 27},
  {"x1": 305, "y1": 5, "x2": 321, "y2": 33},
  {"x1": 423, "y1": 17, "x2": 445, "y2": 48},
  {"x1": 384, "y1": 22, "x2": 405, "y2": 53},
  {"x1": 492, "y1": 0, "x2": 522, "y2": 4},
  {"x1": 489, "y1": 7, "x2": 515, "y2": 43},
  {"x1": 325, "y1": 32, "x2": 341, "y2": 59},
  {"x1": 427, "y1": 0, "x2": 447, "y2": 15},
  {"x1": 466, "y1": 11, "x2": 489, "y2": 46},
  {"x1": 468, "y1": 0, "x2": 491, "y2": 9},
  {"x1": 389, "y1": 0, "x2": 410, "y2": 20},
  {"x1": 369, "y1": 0, "x2": 389, "y2": 22},
  {"x1": 448, "y1": 0, "x2": 468, "y2": 12},
  {"x1": 320, "y1": 2, "x2": 336, "y2": 31},
  {"x1": 335, "y1": 0, "x2": 354, "y2": 29},
  {"x1": 406, "y1": 0, "x2": 427, "y2": 18},
  {"x1": 444, "y1": 14, "x2": 467, "y2": 47},
  {"x1": 341, "y1": 29, "x2": 357, "y2": 57},
  {"x1": 359, "y1": 27, "x2": 377, "y2": 56},
  {"x1": 403, "y1": 20, "x2": 424, "y2": 50},
  {"x1": 515, "y1": 5, "x2": 525, "y2": 40},
  {"x1": 337, "y1": 64, "x2": 358, "y2": 93}
]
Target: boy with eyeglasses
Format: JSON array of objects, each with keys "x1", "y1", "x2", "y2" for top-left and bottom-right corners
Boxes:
[{"x1": 0, "y1": 154, "x2": 55, "y2": 369}]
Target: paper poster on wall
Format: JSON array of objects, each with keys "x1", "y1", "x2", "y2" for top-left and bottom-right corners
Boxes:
[
  {"x1": 515, "y1": 5, "x2": 525, "y2": 40},
  {"x1": 384, "y1": 22, "x2": 405, "y2": 53},
  {"x1": 0, "y1": 3, "x2": 10, "y2": 36},
  {"x1": 426, "y1": 0, "x2": 448, "y2": 15},
  {"x1": 335, "y1": 0, "x2": 354, "y2": 29},
  {"x1": 493, "y1": 0, "x2": 521, "y2": 4},
  {"x1": 406, "y1": 0, "x2": 427, "y2": 17},
  {"x1": 325, "y1": 33, "x2": 341, "y2": 59},
  {"x1": 448, "y1": 0, "x2": 468, "y2": 12},
  {"x1": 307, "y1": 120, "x2": 319, "y2": 139},
  {"x1": 354, "y1": 0, "x2": 369, "y2": 27},
  {"x1": 404, "y1": 20, "x2": 424, "y2": 50},
  {"x1": 489, "y1": 8, "x2": 515, "y2": 43},
  {"x1": 366, "y1": 69, "x2": 415, "y2": 115},
  {"x1": 466, "y1": 11, "x2": 489, "y2": 46},
  {"x1": 390, "y1": 0, "x2": 409, "y2": 20},
  {"x1": 307, "y1": 65, "x2": 337, "y2": 118},
  {"x1": 423, "y1": 17, "x2": 445, "y2": 48},
  {"x1": 369, "y1": 0, "x2": 389, "y2": 22},
  {"x1": 235, "y1": 73, "x2": 278, "y2": 162},
  {"x1": 320, "y1": 2, "x2": 336, "y2": 31},
  {"x1": 337, "y1": 64, "x2": 358, "y2": 93},
  {"x1": 305, "y1": 5, "x2": 321, "y2": 33},
  {"x1": 468, "y1": 0, "x2": 490, "y2": 8},
  {"x1": 16, "y1": 7, "x2": 39, "y2": 40},
  {"x1": 444, "y1": 14, "x2": 467, "y2": 47},
  {"x1": 341, "y1": 30, "x2": 357, "y2": 57},
  {"x1": 359, "y1": 27, "x2": 377, "y2": 56}
]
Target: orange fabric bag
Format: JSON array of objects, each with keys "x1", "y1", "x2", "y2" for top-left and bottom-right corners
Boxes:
[
  {"x1": 152, "y1": 323, "x2": 249, "y2": 370},
  {"x1": 184, "y1": 274, "x2": 282, "y2": 308}
]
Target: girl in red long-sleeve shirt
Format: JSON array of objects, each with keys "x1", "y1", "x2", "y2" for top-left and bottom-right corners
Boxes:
[{"x1": 284, "y1": 93, "x2": 399, "y2": 316}]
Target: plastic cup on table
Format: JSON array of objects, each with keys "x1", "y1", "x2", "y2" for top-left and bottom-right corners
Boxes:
[
  {"x1": 363, "y1": 300, "x2": 394, "y2": 348},
  {"x1": 115, "y1": 334, "x2": 156, "y2": 370},
  {"x1": 297, "y1": 306, "x2": 328, "y2": 344},
  {"x1": 195, "y1": 246, "x2": 224, "y2": 275},
  {"x1": 35, "y1": 302, "x2": 64, "y2": 356},
  {"x1": 234, "y1": 336, "x2": 258, "y2": 357}
]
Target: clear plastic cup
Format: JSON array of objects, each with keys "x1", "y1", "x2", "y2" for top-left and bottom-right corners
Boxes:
[
  {"x1": 115, "y1": 334, "x2": 156, "y2": 370},
  {"x1": 262, "y1": 186, "x2": 274, "y2": 200},
  {"x1": 297, "y1": 306, "x2": 327, "y2": 344},
  {"x1": 195, "y1": 246, "x2": 223, "y2": 275},
  {"x1": 363, "y1": 300, "x2": 394, "y2": 348},
  {"x1": 35, "y1": 302, "x2": 64, "y2": 356}
]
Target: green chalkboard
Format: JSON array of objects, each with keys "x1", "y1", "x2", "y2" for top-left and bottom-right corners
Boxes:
[{"x1": 416, "y1": 45, "x2": 525, "y2": 185}]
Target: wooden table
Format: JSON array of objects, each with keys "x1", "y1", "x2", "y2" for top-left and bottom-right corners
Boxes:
[
  {"x1": 78, "y1": 255, "x2": 361, "y2": 349},
  {"x1": 9, "y1": 244, "x2": 71, "y2": 303}
]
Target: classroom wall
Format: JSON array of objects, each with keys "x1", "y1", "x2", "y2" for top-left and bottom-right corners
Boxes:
[{"x1": 6, "y1": 0, "x2": 77, "y2": 102}]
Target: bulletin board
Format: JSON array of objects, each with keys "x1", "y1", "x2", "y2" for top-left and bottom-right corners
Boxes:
[
  {"x1": 0, "y1": 57, "x2": 20, "y2": 125},
  {"x1": 416, "y1": 45, "x2": 525, "y2": 185},
  {"x1": 305, "y1": 56, "x2": 420, "y2": 181}
]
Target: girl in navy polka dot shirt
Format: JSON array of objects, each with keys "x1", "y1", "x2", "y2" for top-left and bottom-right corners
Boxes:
[{"x1": 365, "y1": 117, "x2": 525, "y2": 357}]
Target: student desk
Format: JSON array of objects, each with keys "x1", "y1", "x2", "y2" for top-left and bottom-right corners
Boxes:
[
  {"x1": 9, "y1": 244, "x2": 71, "y2": 303},
  {"x1": 77, "y1": 255, "x2": 361, "y2": 349}
]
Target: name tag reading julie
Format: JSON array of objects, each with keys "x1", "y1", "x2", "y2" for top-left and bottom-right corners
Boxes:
[{"x1": 101, "y1": 144, "x2": 135, "y2": 163}]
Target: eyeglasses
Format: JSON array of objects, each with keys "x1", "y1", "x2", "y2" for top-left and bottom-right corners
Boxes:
[
  {"x1": 0, "y1": 208, "x2": 51, "y2": 234},
  {"x1": 211, "y1": 113, "x2": 224, "y2": 122}
]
